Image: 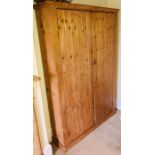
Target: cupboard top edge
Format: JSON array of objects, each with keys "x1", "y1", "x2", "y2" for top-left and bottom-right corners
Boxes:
[{"x1": 33, "y1": 1, "x2": 119, "y2": 13}]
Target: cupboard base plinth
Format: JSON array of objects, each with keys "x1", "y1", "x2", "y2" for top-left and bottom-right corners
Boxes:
[{"x1": 56, "y1": 109, "x2": 117, "y2": 152}]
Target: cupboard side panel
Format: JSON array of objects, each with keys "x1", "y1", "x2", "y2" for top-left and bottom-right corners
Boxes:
[{"x1": 35, "y1": 8, "x2": 67, "y2": 145}]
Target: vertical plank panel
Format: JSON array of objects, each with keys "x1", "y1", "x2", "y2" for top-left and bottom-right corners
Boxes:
[
  {"x1": 71, "y1": 11, "x2": 83, "y2": 135},
  {"x1": 57, "y1": 10, "x2": 94, "y2": 146},
  {"x1": 80, "y1": 12, "x2": 94, "y2": 132},
  {"x1": 92, "y1": 12, "x2": 116, "y2": 125},
  {"x1": 92, "y1": 13, "x2": 98, "y2": 123},
  {"x1": 85, "y1": 12, "x2": 94, "y2": 128},
  {"x1": 64, "y1": 10, "x2": 82, "y2": 143},
  {"x1": 106, "y1": 13, "x2": 115, "y2": 114},
  {"x1": 57, "y1": 10, "x2": 71, "y2": 145}
]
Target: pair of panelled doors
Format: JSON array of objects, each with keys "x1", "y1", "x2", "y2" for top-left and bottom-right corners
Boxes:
[{"x1": 56, "y1": 9, "x2": 116, "y2": 146}]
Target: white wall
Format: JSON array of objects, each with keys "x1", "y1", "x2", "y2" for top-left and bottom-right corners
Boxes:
[
  {"x1": 107, "y1": 0, "x2": 121, "y2": 111},
  {"x1": 72, "y1": 0, "x2": 108, "y2": 6},
  {"x1": 117, "y1": 11, "x2": 121, "y2": 111},
  {"x1": 108, "y1": 0, "x2": 121, "y2": 9}
]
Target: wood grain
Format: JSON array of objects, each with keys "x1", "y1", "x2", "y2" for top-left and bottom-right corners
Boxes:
[
  {"x1": 58, "y1": 109, "x2": 117, "y2": 151},
  {"x1": 54, "y1": 110, "x2": 119, "y2": 154},
  {"x1": 35, "y1": 7, "x2": 67, "y2": 145},
  {"x1": 57, "y1": 9, "x2": 94, "y2": 146},
  {"x1": 34, "y1": 2, "x2": 118, "y2": 151},
  {"x1": 92, "y1": 12, "x2": 116, "y2": 125}
]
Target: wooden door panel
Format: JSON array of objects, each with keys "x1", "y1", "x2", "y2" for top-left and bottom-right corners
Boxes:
[
  {"x1": 57, "y1": 10, "x2": 94, "y2": 145},
  {"x1": 92, "y1": 12, "x2": 115, "y2": 125}
]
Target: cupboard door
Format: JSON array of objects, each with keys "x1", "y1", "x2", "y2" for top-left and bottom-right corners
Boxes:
[
  {"x1": 92, "y1": 13, "x2": 116, "y2": 125},
  {"x1": 57, "y1": 10, "x2": 94, "y2": 145}
]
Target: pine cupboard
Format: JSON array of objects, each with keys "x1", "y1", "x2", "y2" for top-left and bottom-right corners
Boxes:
[{"x1": 34, "y1": 1, "x2": 118, "y2": 151}]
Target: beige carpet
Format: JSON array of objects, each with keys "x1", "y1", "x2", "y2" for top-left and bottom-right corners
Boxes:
[{"x1": 54, "y1": 112, "x2": 121, "y2": 155}]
